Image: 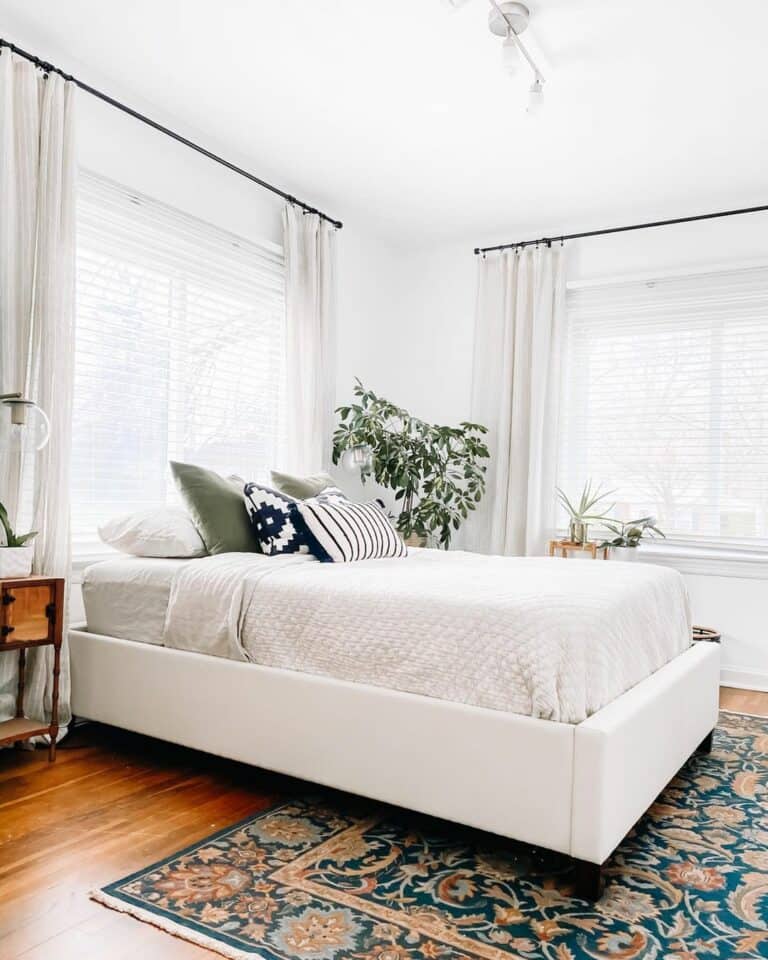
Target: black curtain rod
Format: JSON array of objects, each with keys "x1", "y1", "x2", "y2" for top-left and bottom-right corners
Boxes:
[
  {"x1": 0, "y1": 38, "x2": 343, "y2": 230},
  {"x1": 474, "y1": 203, "x2": 768, "y2": 256}
]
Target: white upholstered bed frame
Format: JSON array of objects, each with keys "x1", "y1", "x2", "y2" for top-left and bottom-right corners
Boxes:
[{"x1": 69, "y1": 629, "x2": 720, "y2": 899}]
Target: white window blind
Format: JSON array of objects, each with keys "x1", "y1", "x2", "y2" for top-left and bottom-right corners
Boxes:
[
  {"x1": 73, "y1": 172, "x2": 286, "y2": 556},
  {"x1": 558, "y1": 266, "x2": 768, "y2": 551}
]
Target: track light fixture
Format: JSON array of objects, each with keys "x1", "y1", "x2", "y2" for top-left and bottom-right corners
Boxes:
[
  {"x1": 445, "y1": 1, "x2": 546, "y2": 108},
  {"x1": 488, "y1": 1, "x2": 545, "y2": 107}
]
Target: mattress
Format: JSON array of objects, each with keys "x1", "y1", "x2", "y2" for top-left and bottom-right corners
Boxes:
[
  {"x1": 82, "y1": 550, "x2": 691, "y2": 723},
  {"x1": 82, "y1": 557, "x2": 186, "y2": 645}
]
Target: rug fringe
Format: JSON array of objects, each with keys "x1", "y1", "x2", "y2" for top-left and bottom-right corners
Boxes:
[{"x1": 90, "y1": 889, "x2": 267, "y2": 960}]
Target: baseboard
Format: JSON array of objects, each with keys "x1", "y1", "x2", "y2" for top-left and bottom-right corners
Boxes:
[{"x1": 721, "y1": 666, "x2": 768, "y2": 692}]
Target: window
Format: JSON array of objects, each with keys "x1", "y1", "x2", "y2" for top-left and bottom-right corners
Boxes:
[
  {"x1": 558, "y1": 266, "x2": 768, "y2": 551},
  {"x1": 72, "y1": 172, "x2": 285, "y2": 556}
]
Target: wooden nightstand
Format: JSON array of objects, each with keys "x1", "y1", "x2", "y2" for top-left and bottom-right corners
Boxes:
[{"x1": 0, "y1": 576, "x2": 65, "y2": 761}]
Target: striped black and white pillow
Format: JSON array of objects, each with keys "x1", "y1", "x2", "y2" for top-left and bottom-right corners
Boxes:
[{"x1": 296, "y1": 498, "x2": 407, "y2": 563}]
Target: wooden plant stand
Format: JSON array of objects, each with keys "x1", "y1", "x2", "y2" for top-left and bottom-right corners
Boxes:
[
  {"x1": 548, "y1": 539, "x2": 609, "y2": 560},
  {"x1": 0, "y1": 576, "x2": 65, "y2": 761}
]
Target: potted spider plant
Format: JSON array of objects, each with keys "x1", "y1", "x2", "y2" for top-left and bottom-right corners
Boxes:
[
  {"x1": 0, "y1": 500, "x2": 36, "y2": 577},
  {"x1": 556, "y1": 480, "x2": 615, "y2": 545},
  {"x1": 599, "y1": 516, "x2": 665, "y2": 560}
]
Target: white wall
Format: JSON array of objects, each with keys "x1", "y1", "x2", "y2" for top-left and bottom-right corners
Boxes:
[
  {"x1": 355, "y1": 215, "x2": 768, "y2": 689},
  {"x1": 335, "y1": 242, "x2": 475, "y2": 424}
]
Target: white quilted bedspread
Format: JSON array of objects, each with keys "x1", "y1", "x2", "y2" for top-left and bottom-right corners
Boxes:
[{"x1": 162, "y1": 548, "x2": 691, "y2": 723}]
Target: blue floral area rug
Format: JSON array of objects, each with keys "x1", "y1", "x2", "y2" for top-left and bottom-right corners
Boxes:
[{"x1": 93, "y1": 711, "x2": 768, "y2": 959}]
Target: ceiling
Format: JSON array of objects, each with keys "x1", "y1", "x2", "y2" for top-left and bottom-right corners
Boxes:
[{"x1": 1, "y1": 0, "x2": 767, "y2": 244}]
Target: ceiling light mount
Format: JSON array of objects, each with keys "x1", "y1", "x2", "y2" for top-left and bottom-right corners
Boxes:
[{"x1": 488, "y1": 2, "x2": 530, "y2": 37}]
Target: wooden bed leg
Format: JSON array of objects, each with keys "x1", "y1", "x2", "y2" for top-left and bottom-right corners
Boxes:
[
  {"x1": 695, "y1": 730, "x2": 714, "y2": 755},
  {"x1": 573, "y1": 859, "x2": 604, "y2": 901}
]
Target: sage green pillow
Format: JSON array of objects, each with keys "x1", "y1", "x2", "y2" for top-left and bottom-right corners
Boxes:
[
  {"x1": 270, "y1": 469, "x2": 337, "y2": 500},
  {"x1": 170, "y1": 461, "x2": 261, "y2": 555}
]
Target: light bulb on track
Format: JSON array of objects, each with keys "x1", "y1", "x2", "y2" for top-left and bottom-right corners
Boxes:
[
  {"x1": 527, "y1": 77, "x2": 544, "y2": 113},
  {"x1": 501, "y1": 32, "x2": 518, "y2": 75}
]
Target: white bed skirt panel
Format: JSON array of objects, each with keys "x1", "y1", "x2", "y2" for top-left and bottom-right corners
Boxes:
[{"x1": 69, "y1": 630, "x2": 719, "y2": 866}]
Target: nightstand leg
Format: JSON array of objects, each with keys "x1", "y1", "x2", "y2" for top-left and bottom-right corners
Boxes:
[
  {"x1": 16, "y1": 647, "x2": 26, "y2": 718},
  {"x1": 15, "y1": 647, "x2": 26, "y2": 751},
  {"x1": 49, "y1": 642, "x2": 61, "y2": 762}
]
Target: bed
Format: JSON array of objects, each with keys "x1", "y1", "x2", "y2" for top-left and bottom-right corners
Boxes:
[{"x1": 69, "y1": 549, "x2": 720, "y2": 900}]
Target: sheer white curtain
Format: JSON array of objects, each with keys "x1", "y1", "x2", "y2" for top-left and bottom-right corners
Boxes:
[
  {"x1": 0, "y1": 51, "x2": 77, "y2": 729},
  {"x1": 464, "y1": 244, "x2": 566, "y2": 556},
  {"x1": 282, "y1": 205, "x2": 336, "y2": 474}
]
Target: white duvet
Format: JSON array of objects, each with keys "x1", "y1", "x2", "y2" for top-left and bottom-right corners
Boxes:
[{"x1": 161, "y1": 548, "x2": 691, "y2": 723}]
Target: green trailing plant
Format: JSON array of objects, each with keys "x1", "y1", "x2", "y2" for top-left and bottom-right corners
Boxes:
[
  {"x1": 556, "y1": 480, "x2": 616, "y2": 539},
  {"x1": 332, "y1": 379, "x2": 489, "y2": 547},
  {"x1": 0, "y1": 500, "x2": 36, "y2": 548},
  {"x1": 599, "y1": 516, "x2": 665, "y2": 548}
]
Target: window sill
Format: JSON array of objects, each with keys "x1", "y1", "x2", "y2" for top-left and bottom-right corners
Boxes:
[{"x1": 634, "y1": 543, "x2": 768, "y2": 580}]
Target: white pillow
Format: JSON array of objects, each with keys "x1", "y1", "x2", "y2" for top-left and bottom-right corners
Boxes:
[{"x1": 98, "y1": 507, "x2": 207, "y2": 558}]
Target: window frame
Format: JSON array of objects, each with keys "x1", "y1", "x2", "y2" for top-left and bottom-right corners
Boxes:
[
  {"x1": 71, "y1": 170, "x2": 286, "y2": 561},
  {"x1": 557, "y1": 261, "x2": 768, "y2": 574}
]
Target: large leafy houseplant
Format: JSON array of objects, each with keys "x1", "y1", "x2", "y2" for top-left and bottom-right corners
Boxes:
[{"x1": 332, "y1": 380, "x2": 489, "y2": 547}]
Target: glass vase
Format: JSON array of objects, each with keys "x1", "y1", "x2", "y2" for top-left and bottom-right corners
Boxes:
[{"x1": 569, "y1": 520, "x2": 589, "y2": 544}]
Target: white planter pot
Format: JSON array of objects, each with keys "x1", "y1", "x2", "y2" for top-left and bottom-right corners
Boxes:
[
  {"x1": 610, "y1": 545, "x2": 639, "y2": 562},
  {"x1": 0, "y1": 547, "x2": 33, "y2": 578}
]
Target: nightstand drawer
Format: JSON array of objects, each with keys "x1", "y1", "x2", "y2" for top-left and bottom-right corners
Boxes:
[{"x1": 1, "y1": 582, "x2": 55, "y2": 644}]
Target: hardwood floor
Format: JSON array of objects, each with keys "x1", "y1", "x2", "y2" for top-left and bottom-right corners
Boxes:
[
  {"x1": 0, "y1": 724, "x2": 295, "y2": 958},
  {"x1": 1, "y1": 688, "x2": 766, "y2": 959},
  {"x1": 719, "y1": 686, "x2": 768, "y2": 716}
]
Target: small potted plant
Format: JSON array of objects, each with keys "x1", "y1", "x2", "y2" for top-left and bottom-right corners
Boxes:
[
  {"x1": 556, "y1": 480, "x2": 615, "y2": 545},
  {"x1": 0, "y1": 501, "x2": 36, "y2": 577},
  {"x1": 599, "y1": 516, "x2": 665, "y2": 560}
]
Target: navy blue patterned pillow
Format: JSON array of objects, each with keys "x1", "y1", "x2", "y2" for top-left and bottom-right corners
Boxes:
[{"x1": 242, "y1": 482, "x2": 345, "y2": 557}]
